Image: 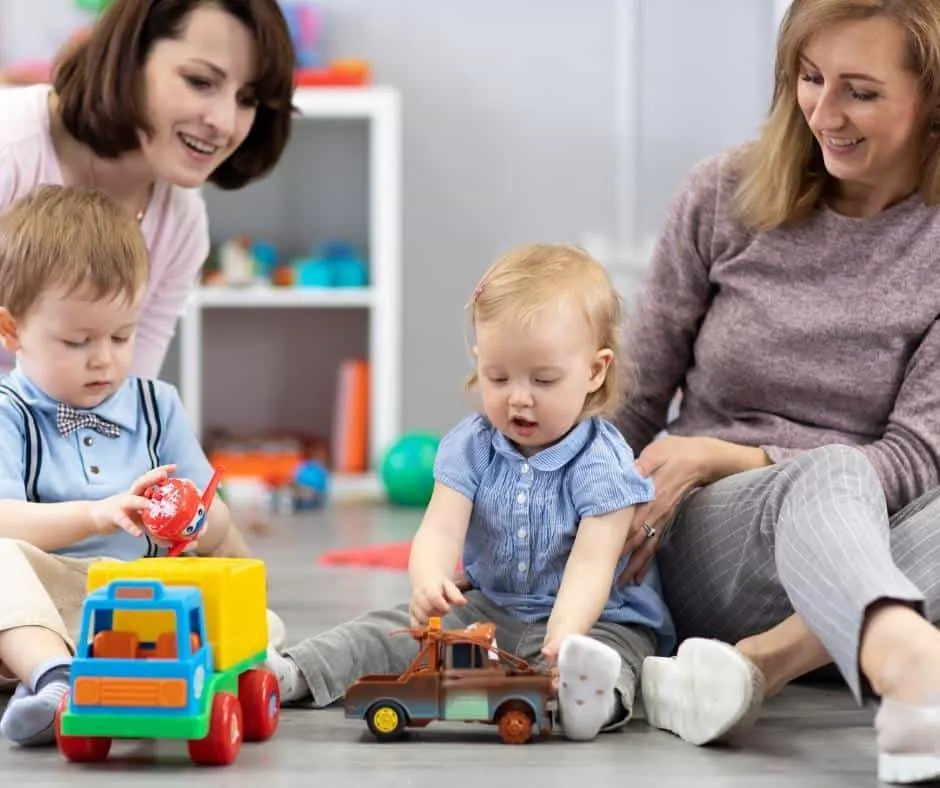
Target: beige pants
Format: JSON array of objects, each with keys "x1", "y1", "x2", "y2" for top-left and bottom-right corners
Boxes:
[{"x1": 0, "y1": 538, "x2": 286, "y2": 687}]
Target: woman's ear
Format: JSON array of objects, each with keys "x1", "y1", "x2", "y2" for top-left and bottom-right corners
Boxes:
[
  {"x1": 588, "y1": 348, "x2": 614, "y2": 392},
  {"x1": 0, "y1": 309, "x2": 21, "y2": 353}
]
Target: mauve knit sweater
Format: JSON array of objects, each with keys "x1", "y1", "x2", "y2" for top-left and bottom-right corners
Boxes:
[{"x1": 616, "y1": 148, "x2": 940, "y2": 514}]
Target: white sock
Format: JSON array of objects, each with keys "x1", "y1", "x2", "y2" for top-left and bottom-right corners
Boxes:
[
  {"x1": 556, "y1": 635, "x2": 621, "y2": 742},
  {"x1": 264, "y1": 647, "x2": 308, "y2": 703}
]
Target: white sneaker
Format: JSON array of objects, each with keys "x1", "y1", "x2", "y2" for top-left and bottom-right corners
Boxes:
[
  {"x1": 876, "y1": 696, "x2": 940, "y2": 784},
  {"x1": 641, "y1": 638, "x2": 765, "y2": 745}
]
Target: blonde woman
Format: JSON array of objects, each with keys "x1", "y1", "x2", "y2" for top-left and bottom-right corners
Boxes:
[{"x1": 619, "y1": 0, "x2": 940, "y2": 782}]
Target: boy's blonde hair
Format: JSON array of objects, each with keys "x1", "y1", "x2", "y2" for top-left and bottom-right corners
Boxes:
[
  {"x1": 466, "y1": 243, "x2": 626, "y2": 418},
  {"x1": 0, "y1": 185, "x2": 149, "y2": 319}
]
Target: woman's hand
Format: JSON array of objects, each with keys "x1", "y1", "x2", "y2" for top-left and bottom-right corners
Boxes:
[{"x1": 619, "y1": 436, "x2": 769, "y2": 583}]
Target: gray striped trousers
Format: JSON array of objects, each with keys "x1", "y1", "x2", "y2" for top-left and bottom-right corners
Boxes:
[{"x1": 656, "y1": 444, "x2": 940, "y2": 700}]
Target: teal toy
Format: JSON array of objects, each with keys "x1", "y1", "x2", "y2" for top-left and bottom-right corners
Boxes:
[
  {"x1": 293, "y1": 241, "x2": 368, "y2": 288},
  {"x1": 380, "y1": 433, "x2": 440, "y2": 507},
  {"x1": 74, "y1": 0, "x2": 111, "y2": 12}
]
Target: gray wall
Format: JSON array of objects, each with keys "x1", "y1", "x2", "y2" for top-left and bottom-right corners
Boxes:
[{"x1": 0, "y1": 0, "x2": 777, "y2": 435}]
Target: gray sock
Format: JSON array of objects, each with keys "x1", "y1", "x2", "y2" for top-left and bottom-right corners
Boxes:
[{"x1": 0, "y1": 658, "x2": 71, "y2": 746}]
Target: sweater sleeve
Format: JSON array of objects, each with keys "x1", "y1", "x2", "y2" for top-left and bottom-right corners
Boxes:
[
  {"x1": 763, "y1": 318, "x2": 940, "y2": 514},
  {"x1": 131, "y1": 190, "x2": 209, "y2": 380},
  {"x1": 615, "y1": 156, "x2": 725, "y2": 452}
]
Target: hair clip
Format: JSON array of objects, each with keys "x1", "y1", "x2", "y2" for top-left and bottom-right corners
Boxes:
[{"x1": 473, "y1": 279, "x2": 486, "y2": 301}]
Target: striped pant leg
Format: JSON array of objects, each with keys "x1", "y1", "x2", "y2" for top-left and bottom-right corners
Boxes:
[
  {"x1": 887, "y1": 485, "x2": 940, "y2": 623},
  {"x1": 657, "y1": 444, "x2": 924, "y2": 700}
]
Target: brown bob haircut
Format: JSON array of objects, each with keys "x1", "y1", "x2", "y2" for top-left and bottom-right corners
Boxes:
[{"x1": 52, "y1": 0, "x2": 297, "y2": 191}]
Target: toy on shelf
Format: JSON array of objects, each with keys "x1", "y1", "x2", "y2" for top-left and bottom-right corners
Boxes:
[
  {"x1": 141, "y1": 468, "x2": 222, "y2": 556},
  {"x1": 295, "y1": 241, "x2": 369, "y2": 288},
  {"x1": 293, "y1": 460, "x2": 329, "y2": 509},
  {"x1": 55, "y1": 556, "x2": 279, "y2": 766},
  {"x1": 74, "y1": 0, "x2": 111, "y2": 11},
  {"x1": 284, "y1": 3, "x2": 371, "y2": 87},
  {"x1": 201, "y1": 236, "x2": 368, "y2": 289},
  {"x1": 345, "y1": 616, "x2": 555, "y2": 744},
  {"x1": 208, "y1": 433, "x2": 331, "y2": 515}
]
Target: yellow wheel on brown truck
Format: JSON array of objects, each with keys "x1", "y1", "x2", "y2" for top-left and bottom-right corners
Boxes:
[{"x1": 366, "y1": 701, "x2": 407, "y2": 741}]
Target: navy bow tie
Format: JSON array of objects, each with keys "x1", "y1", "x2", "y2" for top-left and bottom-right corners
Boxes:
[{"x1": 56, "y1": 403, "x2": 121, "y2": 439}]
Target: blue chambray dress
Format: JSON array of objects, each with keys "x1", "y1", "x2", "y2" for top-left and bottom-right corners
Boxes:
[{"x1": 434, "y1": 413, "x2": 676, "y2": 655}]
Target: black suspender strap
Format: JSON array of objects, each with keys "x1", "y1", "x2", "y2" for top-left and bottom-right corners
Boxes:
[
  {"x1": 0, "y1": 383, "x2": 41, "y2": 502},
  {"x1": 137, "y1": 379, "x2": 162, "y2": 470},
  {"x1": 136, "y1": 379, "x2": 163, "y2": 557}
]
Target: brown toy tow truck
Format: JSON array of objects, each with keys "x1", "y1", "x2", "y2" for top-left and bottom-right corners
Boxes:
[{"x1": 344, "y1": 617, "x2": 556, "y2": 744}]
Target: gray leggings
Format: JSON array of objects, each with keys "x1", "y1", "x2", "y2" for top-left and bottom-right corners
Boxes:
[
  {"x1": 658, "y1": 443, "x2": 940, "y2": 700},
  {"x1": 284, "y1": 589, "x2": 655, "y2": 728}
]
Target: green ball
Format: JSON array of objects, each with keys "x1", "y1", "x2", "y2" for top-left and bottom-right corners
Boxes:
[{"x1": 380, "y1": 432, "x2": 440, "y2": 507}]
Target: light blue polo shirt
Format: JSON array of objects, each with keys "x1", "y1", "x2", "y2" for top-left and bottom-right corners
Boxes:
[
  {"x1": 0, "y1": 364, "x2": 213, "y2": 561},
  {"x1": 434, "y1": 413, "x2": 676, "y2": 655}
]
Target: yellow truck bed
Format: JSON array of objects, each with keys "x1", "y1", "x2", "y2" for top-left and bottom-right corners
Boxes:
[{"x1": 86, "y1": 557, "x2": 268, "y2": 672}]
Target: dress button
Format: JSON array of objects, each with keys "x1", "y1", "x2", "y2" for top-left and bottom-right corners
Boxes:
[
  {"x1": 521, "y1": 463, "x2": 529, "y2": 473},
  {"x1": 83, "y1": 436, "x2": 94, "y2": 447},
  {"x1": 89, "y1": 465, "x2": 100, "y2": 475},
  {"x1": 517, "y1": 561, "x2": 527, "y2": 573},
  {"x1": 517, "y1": 528, "x2": 526, "y2": 538},
  {"x1": 516, "y1": 493, "x2": 526, "y2": 504}
]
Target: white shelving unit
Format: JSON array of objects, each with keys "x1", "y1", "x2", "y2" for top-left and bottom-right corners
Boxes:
[{"x1": 178, "y1": 86, "x2": 402, "y2": 495}]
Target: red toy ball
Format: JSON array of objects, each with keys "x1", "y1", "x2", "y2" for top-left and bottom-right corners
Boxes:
[{"x1": 141, "y1": 469, "x2": 222, "y2": 556}]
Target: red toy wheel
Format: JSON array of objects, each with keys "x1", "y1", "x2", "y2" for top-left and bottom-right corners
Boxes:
[
  {"x1": 238, "y1": 668, "x2": 280, "y2": 741},
  {"x1": 55, "y1": 695, "x2": 112, "y2": 762},
  {"x1": 188, "y1": 692, "x2": 243, "y2": 766}
]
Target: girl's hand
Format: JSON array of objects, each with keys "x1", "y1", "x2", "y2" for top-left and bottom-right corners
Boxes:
[{"x1": 409, "y1": 576, "x2": 467, "y2": 627}]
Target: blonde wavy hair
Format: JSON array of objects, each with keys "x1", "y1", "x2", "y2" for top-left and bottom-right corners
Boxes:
[
  {"x1": 465, "y1": 243, "x2": 626, "y2": 419},
  {"x1": 734, "y1": 0, "x2": 940, "y2": 230}
]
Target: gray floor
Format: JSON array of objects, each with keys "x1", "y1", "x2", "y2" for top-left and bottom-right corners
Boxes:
[{"x1": 0, "y1": 504, "x2": 884, "y2": 786}]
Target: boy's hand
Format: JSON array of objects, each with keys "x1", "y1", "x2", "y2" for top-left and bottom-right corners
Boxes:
[
  {"x1": 409, "y1": 576, "x2": 466, "y2": 627},
  {"x1": 88, "y1": 465, "x2": 176, "y2": 539},
  {"x1": 131, "y1": 465, "x2": 176, "y2": 497}
]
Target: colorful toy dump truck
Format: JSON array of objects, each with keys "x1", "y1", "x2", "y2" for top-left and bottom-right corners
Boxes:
[{"x1": 55, "y1": 557, "x2": 279, "y2": 766}]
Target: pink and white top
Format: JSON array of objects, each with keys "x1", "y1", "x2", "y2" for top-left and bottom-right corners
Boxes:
[{"x1": 0, "y1": 84, "x2": 209, "y2": 379}]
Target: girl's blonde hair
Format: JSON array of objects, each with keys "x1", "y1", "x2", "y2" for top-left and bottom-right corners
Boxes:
[
  {"x1": 734, "y1": 0, "x2": 940, "y2": 230},
  {"x1": 465, "y1": 243, "x2": 626, "y2": 419}
]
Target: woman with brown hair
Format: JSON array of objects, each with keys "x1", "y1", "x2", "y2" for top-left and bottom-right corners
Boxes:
[
  {"x1": 0, "y1": 0, "x2": 296, "y2": 379},
  {"x1": 617, "y1": 0, "x2": 940, "y2": 782}
]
